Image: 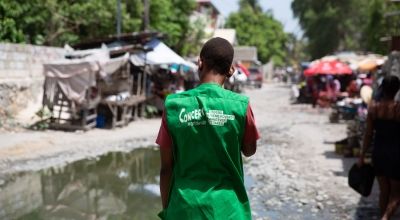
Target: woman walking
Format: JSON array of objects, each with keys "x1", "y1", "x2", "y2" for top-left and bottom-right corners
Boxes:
[{"x1": 359, "y1": 75, "x2": 400, "y2": 220}]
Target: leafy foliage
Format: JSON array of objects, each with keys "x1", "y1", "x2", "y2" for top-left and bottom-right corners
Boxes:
[
  {"x1": 0, "y1": 0, "x2": 196, "y2": 55},
  {"x1": 292, "y1": 0, "x2": 400, "y2": 59},
  {"x1": 292, "y1": 0, "x2": 351, "y2": 59},
  {"x1": 148, "y1": 0, "x2": 196, "y2": 54},
  {"x1": 226, "y1": 0, "x2": 287, "y2": 65},
  {"x1": 285, "y1": 33, "x2": 309, "y2": 66},
  {"x1": 363, "y1": 0, "x2": 386, "y2": 54}
]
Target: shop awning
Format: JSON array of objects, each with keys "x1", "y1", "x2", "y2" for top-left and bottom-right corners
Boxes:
[{"x1": 129, "y1": 39, "x2": 197, "y2": 69}]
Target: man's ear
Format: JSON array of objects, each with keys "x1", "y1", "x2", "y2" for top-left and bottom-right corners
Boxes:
[
  {"x1": 226, "y1": 66, "x2": 235, "y2": 78},
  {"x1": 198, "y1": 58, "x2": 203, "y2": 71}
]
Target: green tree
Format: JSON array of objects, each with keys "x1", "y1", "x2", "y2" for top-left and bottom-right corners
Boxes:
[
  {"x1": 292, "y1": 0, "x2": 353, "y2": 59},
  {"x1": 292, "y1": 0, "x2": 400, "y2": 59},
  {"x1": 181, "y1": 17, "x2": 206, "y2": 56},
  {"x1": 363, "y1": 0, "x2": 400, "y2": 54},
  {"x1": 363, "y1": 0, "x2": 386, "y2": 54},
  {"x1": 148, "y1": 0, "x2": 196, "y2": 55},
  {"x1": 285, "y1": 33, "x2": 309, "y2": 66},
  {"x1": 0, "y1": 1, "x2": 47, "y2": 44},
  {"x1": 226, "y1": 0, "x2": 287, "y2": 65},
  {"x1": 0, "y1": 0, "x2": 134, "y2": 45},
  {"x1": 0, "y1": 0, "x2": 196, "y2": 56}
]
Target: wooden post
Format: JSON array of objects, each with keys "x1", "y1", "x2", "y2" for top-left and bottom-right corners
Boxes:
[
  {"x1": 142, "y1": 0, "x2": 150, "y2": 31},
  {"x1": 142, "y1": 70, "x2": 147, "y2": 97},
  {"x1": 137, "y1": 72, "x2": 142, "y2": 96},
  {"x1": 58, "y1": 92, "x2": 63, "y2": 124},
  {"x1": 81, "y1": 108, "x2": 88, "y2": 128}
]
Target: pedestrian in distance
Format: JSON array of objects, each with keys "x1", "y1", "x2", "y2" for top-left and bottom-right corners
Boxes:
[
  {"x1": 156, "y1": 37, "x2": 260, "y2": 219},
  {"x1": 359, "y1": 75, "x2": 400, "y2": 220}
]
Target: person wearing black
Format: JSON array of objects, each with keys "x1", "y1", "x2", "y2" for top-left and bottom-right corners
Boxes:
[{"x1": 359, "y1": 75, "x2": 400, "y2": 220}]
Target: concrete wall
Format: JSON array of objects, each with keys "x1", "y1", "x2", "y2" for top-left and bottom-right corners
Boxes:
[
  {"x1": 262, "y1": 61, "x2": 274, "y2": 82},
  {"x1": 0, "y1": 43, "x2": 64, "y2": 119}
]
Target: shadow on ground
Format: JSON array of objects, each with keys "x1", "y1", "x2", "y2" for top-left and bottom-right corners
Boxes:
[
  {"x1": 323, "y1": 145, "x2": 400, "y2": 220},
  {"x1": 323, "y1": 147, "x2": 382, "y2": 220}
]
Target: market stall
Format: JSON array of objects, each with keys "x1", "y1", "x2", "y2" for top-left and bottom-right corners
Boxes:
[
  {"x1": 43, "y1": 58, "x2": 102, "y2": 131},
  {"x1": 130, "y1": 39, "x2": 198, "y2": 114},
  {"x1": 303, "y1": 60, "x2": 353, "y2": 108},
  {"x1": 42, "y1": 51, "x2": 141, "y2": 130}
]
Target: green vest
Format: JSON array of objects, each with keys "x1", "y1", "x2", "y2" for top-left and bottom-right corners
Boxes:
[{"x1": 161, "y1": 83, "x2": 251, "y2": 220}]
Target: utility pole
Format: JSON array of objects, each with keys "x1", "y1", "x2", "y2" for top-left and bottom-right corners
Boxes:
[
  {"x1": 143, "y1": 0, "x2": 150, "y2": 31},
  {"x1": 116, "y1": 0, "x2": 122, "y2": 37}
]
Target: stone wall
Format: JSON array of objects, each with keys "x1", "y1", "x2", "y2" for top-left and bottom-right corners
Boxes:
[{"x1": 0, "y1": 43, "x2": 64, "y2": 119}]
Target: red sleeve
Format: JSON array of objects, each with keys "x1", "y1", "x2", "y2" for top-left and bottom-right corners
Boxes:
[
  {"x1": 243, "y1": 104, "x2": 260, "y2": 145},
  {"x1": 156, "y1": 112, "x2": 173, "y2": 149}
]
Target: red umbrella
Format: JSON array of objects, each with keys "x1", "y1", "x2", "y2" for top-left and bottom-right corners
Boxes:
[{"x1": 304, "y1": 60, "x2": 352, "y2": 76}]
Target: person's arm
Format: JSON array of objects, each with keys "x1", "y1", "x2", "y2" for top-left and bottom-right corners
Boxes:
[
  {"x1": 242, "y1": 104, "x2": 260, "y2": 157},
  {"x1": 359, "y1": 105, "x2": 374, "y2": 166},
  {"x1": 160, "y1": 146, "x2": 173, "y2": 208},
  {"x1": 156, "y1": 113, "x2": 174, "y2": 209},
  {"x1": 242, "y1": 141, "x2": 257, "y2": 157}
]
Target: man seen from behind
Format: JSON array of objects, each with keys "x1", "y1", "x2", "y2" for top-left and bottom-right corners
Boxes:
[{"x1": 156, "y1": 37, "x2": 260, "y2": 219}]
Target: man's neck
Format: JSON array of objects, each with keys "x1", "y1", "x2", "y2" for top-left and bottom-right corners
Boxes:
[{"x1": 200, "y1": 70, "x2": 226, "y2": 86}]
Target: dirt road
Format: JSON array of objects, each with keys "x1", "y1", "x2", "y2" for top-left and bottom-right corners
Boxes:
[
  {"x1": 0, "y1": 83, "x2": 381, "y2": 219},
  {"x1": 243, "y1": 84, "x2": 378, "y2": 219}
]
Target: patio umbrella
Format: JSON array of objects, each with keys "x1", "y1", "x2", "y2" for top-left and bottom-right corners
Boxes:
[
  {"x1": 304, "y1": 60, "x2": 353, "y2": 76},
  {"x1": 358, "y1": 59, "x2": 378, "y2": 71},
  {"x1": 358, "y1": 55, "x2": 386, "y2": 72}
]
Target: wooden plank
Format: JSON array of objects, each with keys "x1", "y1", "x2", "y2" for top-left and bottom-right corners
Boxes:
[
  {"x1": 86, "y1": 114, "x2": 97, "y2": 122},
  {"x1": 51, "y1": 107, "x2": 74, "y2": 114},
  {"x1": 58, "y1": 98, "x2": 63, "y2": 123},
  {"x1": 101, "y1": 95, "x2": 146, "y2": 106},
  {"x1": 136, "y1": 73, "x2": 142, "y2": 95},
  {"x1": 86, "y1": 121, "x2": 97, "y2": 129},
  {"x1": 142, "y1": 72, "x2": 147, "y2": 96},
  {"x1": 81, "y1": 109, "x2": 87, "y2": 127},
  {"x1": 125, "y1": 106, "x2": 133, "y2": 124},
  {"x1": 133, "y1": 105, "x2": 139, "y2": 120},
  {"x1": 49, "y1": 123, "x2": 87, "y2": 131},
  {"x1": 111, "y1": 105, "x2": 117, "y2": 129}
]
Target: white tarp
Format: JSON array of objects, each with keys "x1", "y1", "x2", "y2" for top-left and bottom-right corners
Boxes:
[
  {"x1": 146, "y1": 39, "x2": 186, "y2": 64},
  {"x1": 44, "y1": 60, "x2": 98, "y2": 104},
  {"x1": 100, "y1": 53, "x2": 129, "y2": 77},
  {"x1": 44, "y1": 52, "x2": 129, "y2": 104},
  {"x1": 130, "y1": 39, "x2": 197, "y2": 69},
  {"x1": 64, "y1": 43, "x2": 108, "y2": 59}
]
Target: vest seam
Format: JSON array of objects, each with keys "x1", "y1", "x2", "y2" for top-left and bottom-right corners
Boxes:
[{"x1": 167, "y1": 96, "x2": 248, "y2": 104}]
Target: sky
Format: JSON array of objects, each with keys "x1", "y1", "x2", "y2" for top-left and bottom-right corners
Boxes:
[{"x1": 212, "y1": 0, "x2": 302, "y2": 36}]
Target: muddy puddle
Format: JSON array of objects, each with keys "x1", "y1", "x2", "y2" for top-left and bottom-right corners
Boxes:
[
  {"x1": 0, "y1": 146, "x2": 301, "y2": 220},
  {"x1": 0, "y1": 147, "x2": 161, "y2": 220}
]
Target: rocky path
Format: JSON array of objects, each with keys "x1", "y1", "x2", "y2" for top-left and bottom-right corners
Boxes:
[{"x1": 243, "y1": 84, "x2": 381, "y2": 219}]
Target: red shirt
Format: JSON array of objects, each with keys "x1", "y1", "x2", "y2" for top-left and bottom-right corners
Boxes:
[{"x1": 156, "y1": 104, "x2": 260, "y2": 149}]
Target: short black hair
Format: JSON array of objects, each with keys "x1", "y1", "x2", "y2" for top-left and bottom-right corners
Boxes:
[
  {"x1": 382, "y1": 75, "x2": 400, "y2": 98},
  {"x1": 199, "y1": 37, "x2": 234, "y2": 75}
]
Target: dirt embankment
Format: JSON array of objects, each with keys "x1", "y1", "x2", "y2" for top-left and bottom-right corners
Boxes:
[{"x1": 0, "y1": 118, "x2": 161, "y2": 177}]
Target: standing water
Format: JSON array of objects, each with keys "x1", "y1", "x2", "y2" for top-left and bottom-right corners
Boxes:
[
  {"x1": 0, "y1": 147, "x2": 263, "y2": 220},
  {"x1": 0, "y1": 147, "x2": 162, "y2": 220}
]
